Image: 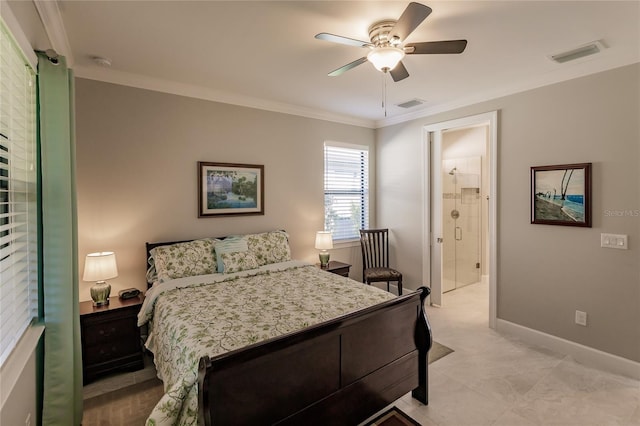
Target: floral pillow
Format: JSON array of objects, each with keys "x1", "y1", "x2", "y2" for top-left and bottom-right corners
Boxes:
[
  {"x1": 151, "y1": 238, "x2": 216, "y2": 282},
  {"x1": 215, "y1": 236, "x2": 260, "y2": 273},
  {"x1": 146, "y1": 257, "x2": 158, "y2": 284},
  {"x1": 219, "y1": 251, "x2": 259, "y2": 274},
  {"x1": 246, "y1": 230, "x2": 291, "y2": 266}
]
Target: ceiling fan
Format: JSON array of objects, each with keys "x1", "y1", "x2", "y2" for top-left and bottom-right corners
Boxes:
[{"x1": 315, "y1": 2, "x2": 467, "y2": 82}]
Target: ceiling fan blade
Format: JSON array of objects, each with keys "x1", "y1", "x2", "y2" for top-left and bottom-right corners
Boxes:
[
  {"x1": 390, "y1": 2, "x2": 432, "y2": 42},
  {"x1": 315, "y1": 33, "x2": 371, "y2": 48},
  {"x1": 405, "y1": 40, "x2": 468, "y2": 54},
  {"x1": 328, "y1": 57, "x2": 368, "y2": 77},
  {"x1": 389, "y1": 61, "x2": 410, "y2": 82}
]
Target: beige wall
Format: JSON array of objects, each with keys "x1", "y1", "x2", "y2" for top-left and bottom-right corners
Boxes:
[
  {"x1": 377, "y1": 63, "x2": 640, "y2": 362},
  {"x1": 75, "y1": 78, "x2": 375, "y2": 300}
]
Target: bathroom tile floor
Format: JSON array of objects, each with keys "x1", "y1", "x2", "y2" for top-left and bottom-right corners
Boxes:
[{"x1": 386, "y1": 281, "x2": 640, "y2": 426}]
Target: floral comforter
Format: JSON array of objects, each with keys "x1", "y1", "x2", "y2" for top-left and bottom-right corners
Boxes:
[{"x1": 138, "y1": 260, "x2": 395, "y2": 426}]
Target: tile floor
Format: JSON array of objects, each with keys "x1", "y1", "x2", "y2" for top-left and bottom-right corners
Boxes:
[
  {"x1": 390, "y1": 281, "x2": 640, "y2": 426},
  {"x1": 83, "y1": 280, "x2": 639, "y2": 425}
]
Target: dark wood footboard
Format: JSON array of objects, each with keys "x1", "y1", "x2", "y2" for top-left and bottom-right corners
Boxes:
[{"x1": 197, "y1": 286, "x2": 432, "y2": 426}]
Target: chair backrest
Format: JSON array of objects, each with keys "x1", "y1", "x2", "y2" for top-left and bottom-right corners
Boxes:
[{"x1": 359, "y1": 229, "x2": 390, "y2": 276}]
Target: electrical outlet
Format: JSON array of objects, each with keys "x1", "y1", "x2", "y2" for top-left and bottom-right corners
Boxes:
[{"x1": 575, "y1": 310, "x2": 587, "y2": 326}]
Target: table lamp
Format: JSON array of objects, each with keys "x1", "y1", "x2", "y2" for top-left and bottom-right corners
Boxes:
[
  {"x1": 315, "y1": 231, "x2": 333, "y2": 268},
  {"x1": 83, "y1": 251, "x2": 118, "y2": 306}
]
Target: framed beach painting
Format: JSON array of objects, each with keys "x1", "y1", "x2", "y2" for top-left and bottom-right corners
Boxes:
[
  {"x1": 531, "y1": 163, "x2": 592, "y2": 227},
  {"x1": 198, "y1": 162, "x2": 264, "y2": 217}
]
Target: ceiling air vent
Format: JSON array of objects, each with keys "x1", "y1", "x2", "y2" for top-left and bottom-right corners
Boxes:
[
  {"x1": 396, "y1": 98, "x2": 425, "y2": 109},
  {"x1": 549, "y1": 41, "x2": 606, "y2": 64}
]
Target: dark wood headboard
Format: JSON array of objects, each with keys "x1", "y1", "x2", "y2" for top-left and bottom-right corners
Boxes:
[{"x1": 145, "y1": 231, "x2": 287, "y2": 288}]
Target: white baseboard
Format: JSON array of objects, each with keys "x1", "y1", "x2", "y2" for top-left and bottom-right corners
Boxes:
[{"x1": 496, "y1": 319, "x2": 640, "y2": 380}]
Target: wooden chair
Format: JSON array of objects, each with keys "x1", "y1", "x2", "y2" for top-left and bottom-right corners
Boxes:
[{"x1": 359, "y1": 228, "x2": 403, "y2": 295}]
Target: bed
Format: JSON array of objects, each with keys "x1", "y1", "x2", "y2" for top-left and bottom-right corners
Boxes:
[{"x1": 139, "y1": 230, "x2": 432, "y2": 426}]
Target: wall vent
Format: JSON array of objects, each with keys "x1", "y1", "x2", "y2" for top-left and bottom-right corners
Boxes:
[
  {"x1": 549, "y1": 40, "x2": 606, "y2": 64},
  {"x1": 396, "y1": 98, "x2": 425, "y2": 109}
]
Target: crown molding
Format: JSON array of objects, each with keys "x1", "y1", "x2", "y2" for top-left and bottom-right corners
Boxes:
[
  {"x1": 375, "y1": 56, "x2": 640, "y2": 129},
  {"x1": 32, "y1": 0, "x2": 373, "y2": 128},
  {"x1": 74, "y1": 65, "x2": 376, "y2": 129},
  {"x1": 30, "y1": 0, "x2": 639, "y2": 131},
  {"x1": 34, "y1": 0, "x2": 74, "y2": 67}
]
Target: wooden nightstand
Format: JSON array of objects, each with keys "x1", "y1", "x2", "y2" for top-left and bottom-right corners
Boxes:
[
  {"x1": 80, "y1": 295, "x2": 145, "y2": 384},
  {"x1": 317, "y1": 260, "x2": 352, "y2": 277}
]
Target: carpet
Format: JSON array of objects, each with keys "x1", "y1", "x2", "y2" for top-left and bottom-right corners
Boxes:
[
  {"x1": 365, "y1": 406, "x2": 422, "y2": 426},
  {"x1": 428, "y1": 340, "x2": 454, "y2": 364},
  {"x1": 83, "y1": 378, "x2": 164, "y2": 426}
]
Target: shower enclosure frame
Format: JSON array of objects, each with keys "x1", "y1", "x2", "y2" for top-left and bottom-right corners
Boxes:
[{"x1": 442, "y1": 157, "x2": 482, "y2": 293}]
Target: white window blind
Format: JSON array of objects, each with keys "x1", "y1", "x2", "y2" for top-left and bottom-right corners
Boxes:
[
  {"x1": 0, "y1": 21, "x2": 37, "y2": 367},
  {"x1": 323, "y1": 143, "x2": 369, "y2": 241}
]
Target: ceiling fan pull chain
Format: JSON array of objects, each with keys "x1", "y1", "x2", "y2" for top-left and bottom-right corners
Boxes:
[
  {"x1": 382, "y1": 72, "x2": 388, "y2": 117},
  {"x1": 381, "y1": 72, "x2": 384, "y2": 110}
]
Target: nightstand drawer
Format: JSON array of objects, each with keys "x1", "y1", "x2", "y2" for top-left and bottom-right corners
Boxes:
[
  {"x1": 84, "y1": 338, "x2": 139, "y2": 364},
  {"x1": 316, "y1": 261, "x2": 352, "y2": 278},
  {"x1": 83, "y1": 316, "x2": 137, "y2": 346},
  {"x1": 329, "y1": 266, "x2": 350, "y2": 277}
]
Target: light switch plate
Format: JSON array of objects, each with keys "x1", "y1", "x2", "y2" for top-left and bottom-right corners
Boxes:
[{"x1": 601, "y1": 233, "x2": 628, "y2": 250}]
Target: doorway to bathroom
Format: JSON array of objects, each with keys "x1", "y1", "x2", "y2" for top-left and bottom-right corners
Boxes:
[{"x1": 422, "y1": 111, "x2": 498, "y2": 328}]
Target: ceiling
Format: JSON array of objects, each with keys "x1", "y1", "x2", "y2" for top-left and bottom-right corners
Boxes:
[{"x1": 36, "y1": 1, "x2": 640, "y2": 127}]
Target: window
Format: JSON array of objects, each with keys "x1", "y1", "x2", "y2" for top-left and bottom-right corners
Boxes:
[
  {"x1": 0, "y1": 21, "x2": 38, "y2": 366},
  {"x1": 323, "y1": 142, "x2": 369, "y2": 241}
]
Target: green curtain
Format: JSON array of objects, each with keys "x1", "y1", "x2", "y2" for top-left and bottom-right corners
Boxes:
[{"x1": 37, "y1": 52, "x2": 82, "y2": 425}]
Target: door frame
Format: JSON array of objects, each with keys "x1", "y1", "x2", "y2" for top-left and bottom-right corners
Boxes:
[{"x1": 422, "y1": 111, "x2": 498, "y2": 328}]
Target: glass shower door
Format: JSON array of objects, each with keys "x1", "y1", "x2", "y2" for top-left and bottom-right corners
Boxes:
[{"x1": 442, "y1": 157, "x2": 481, "y2": 293}]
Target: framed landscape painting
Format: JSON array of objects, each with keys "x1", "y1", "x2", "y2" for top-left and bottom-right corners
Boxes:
[
  {"x1": 198, "y1": 162, "x2": 264, "y2": 217},
  {"x1": 531, "y1": 163, "x2": 592, "y2": 227}
]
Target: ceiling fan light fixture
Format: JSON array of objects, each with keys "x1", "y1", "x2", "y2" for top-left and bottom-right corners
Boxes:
[{"x1": 367, "y1": 47, "x2": 405, "y2": 72}]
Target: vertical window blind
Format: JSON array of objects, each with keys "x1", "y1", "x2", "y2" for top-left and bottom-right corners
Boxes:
[
  {"x1": 323, "y1": 143, "x2": 369, "y2": 241},
  {"x1": 0, "y1": 21, "x2": 37, "y2": 366}
]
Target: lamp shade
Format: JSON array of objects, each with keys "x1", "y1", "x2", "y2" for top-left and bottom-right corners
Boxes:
[
  {"x1": 83, "y1": 252, "x2": 118, "y2": 282},
  {"x1": 315, "y1": 231, "x2": 333, "y2": 250},
  {"x1": 367, "y1": 47, "x2": 405, "y2": 72}
]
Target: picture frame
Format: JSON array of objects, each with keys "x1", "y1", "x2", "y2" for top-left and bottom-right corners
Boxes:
[
  {"x1": 531, "y1": 163, "x2": 591, "y2": 227},
  {"x1": 198, "y1": 162, "x2": 264, "y2": 217}
]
